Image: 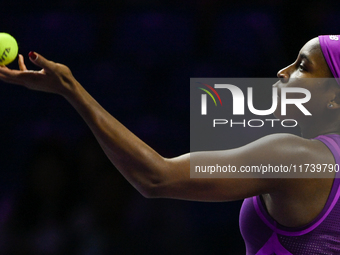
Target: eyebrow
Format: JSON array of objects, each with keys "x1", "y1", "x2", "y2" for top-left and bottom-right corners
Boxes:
[{"x1": 299, "y1": 53, "x2": 313, "y2": 65}]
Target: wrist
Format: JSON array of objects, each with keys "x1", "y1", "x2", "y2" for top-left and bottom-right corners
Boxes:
[{"x1": 62, "y1": 79, "x2": 83, "y2": 101}]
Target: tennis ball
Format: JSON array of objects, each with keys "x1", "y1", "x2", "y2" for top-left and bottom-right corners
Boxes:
[{"x1": 0, "y1": 33, "x2": 18, "y2": 66}]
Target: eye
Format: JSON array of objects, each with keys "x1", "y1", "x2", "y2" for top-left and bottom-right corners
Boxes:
[{"x1": 299, "y1": 63, "x2": 306, "y2": 72}]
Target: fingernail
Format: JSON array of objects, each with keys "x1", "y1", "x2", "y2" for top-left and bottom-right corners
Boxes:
[{"x1": 28, "y1": 51, "x2": 38, "y2": 60}]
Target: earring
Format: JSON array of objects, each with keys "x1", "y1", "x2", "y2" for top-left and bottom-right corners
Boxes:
[{"x1": 329, "y1": 103, "x2": 334, "y2": 108}]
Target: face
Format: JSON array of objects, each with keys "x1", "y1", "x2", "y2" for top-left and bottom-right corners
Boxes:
[{"x1": 273, "y1": 37, "x2": 337, "y2": 121}]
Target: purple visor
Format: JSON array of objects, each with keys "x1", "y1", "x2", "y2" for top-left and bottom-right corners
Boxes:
[{"x1": 319, "y1": 35, "x2": 340, "y2": 85}]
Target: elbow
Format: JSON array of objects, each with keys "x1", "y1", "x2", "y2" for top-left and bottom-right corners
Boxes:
[
  {"x1": 138, "y1": 174, "x2": 167, "y2": 198},
  {"x1": 137, "y1": 158, "x2": 170, "y2": 199},
  {"x1": 140, "y1": 189, "x2": 155, "y2": 199},
  {"x1": 139, "y1": 182, "x2": 162, "y2": 199}
]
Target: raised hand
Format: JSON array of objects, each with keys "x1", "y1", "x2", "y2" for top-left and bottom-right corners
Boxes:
[{"x1": 0, "y1": 52, "x2": 78, "y2": 96}]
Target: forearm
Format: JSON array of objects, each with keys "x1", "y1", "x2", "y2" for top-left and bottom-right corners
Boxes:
[
  {"x1": 63, "y1": 80, "x2": 166, "y2": 196},
  {"x1": 0, "y1": 54, "x2": 309, "y2": 202}
]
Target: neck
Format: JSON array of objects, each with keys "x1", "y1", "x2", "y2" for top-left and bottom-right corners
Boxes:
[{"x1": 299, "y1": 118, "x2": 340, "y2": 139}]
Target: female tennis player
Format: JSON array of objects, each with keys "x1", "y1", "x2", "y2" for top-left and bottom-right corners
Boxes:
[{"x1": 0, "y1": 35, "x2": 340, "y2": 254}]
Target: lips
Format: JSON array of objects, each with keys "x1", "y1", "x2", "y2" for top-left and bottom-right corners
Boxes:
[{"x1": 273, "y1": 80, "x2": 281, "y2": 98}]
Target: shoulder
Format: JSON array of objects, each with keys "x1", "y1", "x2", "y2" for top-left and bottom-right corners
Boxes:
[
  {"x1": 251, "y1": 134, "x2": 337, "y2": 226},
  {"x1": 238, "y1": 133, "x2": 334, "y2": 167},
  {"x1": 248, "y1": 132, "x2": 316, "y2": 147}
]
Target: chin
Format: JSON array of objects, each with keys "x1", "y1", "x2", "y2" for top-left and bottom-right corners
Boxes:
[{"x1": 273, "y1": 107, "x2": 282, "y2": 120}]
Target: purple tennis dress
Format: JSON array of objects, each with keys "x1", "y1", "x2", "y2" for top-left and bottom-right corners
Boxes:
[{"x1": 239, "y1": 134, "x2": 340, "y2": 254}]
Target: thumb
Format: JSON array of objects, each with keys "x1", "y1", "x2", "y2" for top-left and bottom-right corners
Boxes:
[{"x1": 28, "y1": 51, "x2": 55, "y2": 72}]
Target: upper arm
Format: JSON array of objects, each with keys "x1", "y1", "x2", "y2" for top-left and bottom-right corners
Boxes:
[{"x1": 153, "y1": 133, "x2": 335, "y2": 201}]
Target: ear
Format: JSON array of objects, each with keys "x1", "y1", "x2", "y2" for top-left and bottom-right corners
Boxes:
[{"x1": 328, "y1": 90, "x2": 340, "y2": 109}]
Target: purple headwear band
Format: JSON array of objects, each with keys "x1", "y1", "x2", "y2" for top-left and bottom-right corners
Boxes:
[{"x1": 319, "y1": 35, "x2": 340, "y2": 85}]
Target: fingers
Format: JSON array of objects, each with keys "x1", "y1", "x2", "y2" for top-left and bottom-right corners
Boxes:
[
  {"x1": 0, "y1": 62, "x2": 42, "y2": 87},
  {"x1": 0, "y1": 53, "x2": 50, "y2": 88},
  {"x1": 0, "y1": 69, "x2": 27, "y2": 86},
  {"x1": 0, "y1": 65, "x2": 18, "y2": 77},
  {"x1": 29, "y1": 52, "x2": 55, "y2": 73},
  {"x1": 18, "y1": 54, "x2": 27, "y2": 71}
]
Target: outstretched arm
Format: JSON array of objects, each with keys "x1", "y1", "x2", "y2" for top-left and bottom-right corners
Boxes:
[
  {"x1": 0, "y1": 53, "x2": 334, "y2": 202},
  {"x1": 0, "y1": 53, "x2": 169, "y2": 197}
]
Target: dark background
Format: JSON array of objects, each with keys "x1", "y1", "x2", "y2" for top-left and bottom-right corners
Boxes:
[{"x1": 0, "y1": 0, "x2": 339, "y2": 254}]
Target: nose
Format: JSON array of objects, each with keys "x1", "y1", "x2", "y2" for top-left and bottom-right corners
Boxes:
[{"x1": 277, "y1": 64, "x2": 293, "y2": 83}]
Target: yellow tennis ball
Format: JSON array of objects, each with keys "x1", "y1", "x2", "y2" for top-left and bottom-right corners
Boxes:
[{"x1": 0, "y1": 33, "x2": 18, "y2": 66}]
